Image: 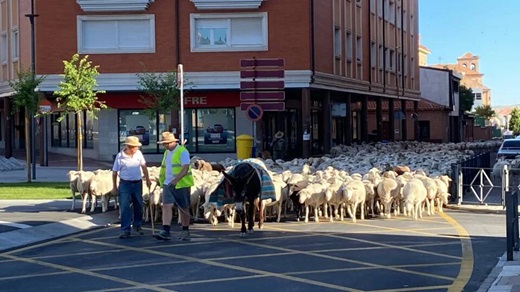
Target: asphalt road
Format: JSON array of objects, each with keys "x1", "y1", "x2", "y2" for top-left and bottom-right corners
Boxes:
[{"x1": 0, "y1": 210, "x2": 505, "y2": 292}]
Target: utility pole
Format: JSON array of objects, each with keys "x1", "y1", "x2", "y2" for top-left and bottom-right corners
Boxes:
[{"x1": 25, "y1": 0, "x2": 38, "y2": 179}]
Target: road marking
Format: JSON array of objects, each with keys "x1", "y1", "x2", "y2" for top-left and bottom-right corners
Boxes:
[
  {"x1": 1, "y1": 226, "x2": 106, "y2": 255},
  {"x1": 72, "y1": 238, "x2": 364, "y2": 292},
  {"x1": 439, "y1": 212, "x2": 474, "y2": 292},
  {"x1": 255, "y1": 227, "x2": 456, "y2": 281},
  {"x1": 0, "y1": 220, "x2": 32, "y2": 229},
  {"x1": 0, "y1": 253, "x2": 175, "y2": 292}
]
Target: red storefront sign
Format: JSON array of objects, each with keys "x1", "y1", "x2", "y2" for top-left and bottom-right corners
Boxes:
[{"x1": 98, "y1": 92, "x2": 240, "y2": 109}]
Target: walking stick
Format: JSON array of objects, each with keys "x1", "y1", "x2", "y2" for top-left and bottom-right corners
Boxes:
[{"x1": 148, "y1": 183, "x2": 158, "y2": 236}]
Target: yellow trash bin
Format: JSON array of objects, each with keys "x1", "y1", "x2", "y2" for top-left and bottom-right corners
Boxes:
[{"x1": 236, "y1": 134, "x2": 254, "y2": 160}]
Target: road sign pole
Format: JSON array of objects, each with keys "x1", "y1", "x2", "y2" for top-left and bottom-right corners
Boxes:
[
  {"x1": 253, "y1": 121, "x2": 257, "y2": 157},
  {"x1": 178, "y1": 64, "x2": 184, "y2": 144}
]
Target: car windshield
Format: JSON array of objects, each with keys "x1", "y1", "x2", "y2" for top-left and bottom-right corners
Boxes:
[{"x1": 502, "y1": 140, "x2": 520, "y2": 148}]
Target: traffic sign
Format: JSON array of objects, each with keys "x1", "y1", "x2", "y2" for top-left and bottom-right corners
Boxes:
[
  {"x1": 241, "y1": 102, "x2": 285, "y2": 112},
  {"x1": 240, "y1": 80, "x2": 285, "y2": 90},
  {"x1": 240, "y1": 91, "x2": 285, "y2": 101},
  {"x1": 38, "y1": 99, "x2": 52, "y2": 113},
  {"x1": 245, "y1": 104, "x2": 263, "y2": 122},
  {"x1": 240, "y1": 70, "x2": 284, "y2": 79},
  {"x1": 240, "y1": 58, "x2": 285, "y2": 68}
]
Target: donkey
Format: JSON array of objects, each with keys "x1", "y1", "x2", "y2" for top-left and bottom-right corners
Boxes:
[{"x1": 222, "y1": 162, "x2": 263, "y2": 236}]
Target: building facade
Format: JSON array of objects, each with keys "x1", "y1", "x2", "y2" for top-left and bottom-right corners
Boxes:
[
  {"x1": 431, "y1": 52, "x2": 491, "y2": 110},
  {"x1": 0, "y1": 0, "x2": 421, "y2": 162}
]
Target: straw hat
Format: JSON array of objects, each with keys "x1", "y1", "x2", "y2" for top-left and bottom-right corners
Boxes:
[
  {"x1": 275, "y1": 131, "x2": 284, "y2": 139},
  {"x1": 157, "y1": 132, "x2": 179, "y2": 144},
  {"x1": 124, "y1": 136, "x2": 142, "y2": 147}
]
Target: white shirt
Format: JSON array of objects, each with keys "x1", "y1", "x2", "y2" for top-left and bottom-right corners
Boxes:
[
  {"x1": 164, "y1": 145, "x2": 190, "y2": 185},
  {"x1": 112, "y1": 149, "x2": 146, "y2": 181}
]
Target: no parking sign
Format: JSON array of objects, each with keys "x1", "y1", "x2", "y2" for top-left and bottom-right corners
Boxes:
[{"x1": 245, "y1": 104, "x2": 263, "y2": 122}]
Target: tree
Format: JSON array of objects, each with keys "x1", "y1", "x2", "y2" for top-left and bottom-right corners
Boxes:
[
  {"x1": 459, "y1": 85, "x2": 474, "y2": 113},
  {"x1": 9, "y1": 69, "x2": 46, "y2": 182},
  {"x1": 136, "y1": 71, "x2": 180, "y2": 119},
  {"x1": 474, "y1": 105, "x2": 496, "y2": 120},
  {"x1": 509, "y1": 108, "x2": 520, "y2": 135},
  {"x1": 53, "y1": 54, "x2": 106, "y2": 171}
]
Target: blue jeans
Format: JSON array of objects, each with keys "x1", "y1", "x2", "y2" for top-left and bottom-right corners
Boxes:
[{"x1": 118, "y1": 180, "x2": 143, "y2": 232}]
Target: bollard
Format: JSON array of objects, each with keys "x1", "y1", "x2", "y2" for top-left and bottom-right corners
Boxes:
[
  {"x1": 506, "y1": 190, "x2": 520, "y2": 260},
  {"x1": 451, "y1": 163, "x2": 458, "y2": 203}
]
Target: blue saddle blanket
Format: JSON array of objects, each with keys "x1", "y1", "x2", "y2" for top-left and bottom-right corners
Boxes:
[{"x1": 208, "y1": 158, "x2": 276, "y2": 207}]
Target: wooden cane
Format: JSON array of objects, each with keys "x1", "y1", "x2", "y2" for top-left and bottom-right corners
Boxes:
[{"x1": 148, "y1": 183, "x2": 158, "y2": 235}]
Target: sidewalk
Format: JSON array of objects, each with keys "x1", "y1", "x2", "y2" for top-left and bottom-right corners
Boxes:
[
  {"x1": 0, "y1": 152, "x2": 517, "y2": 291},
  {"x1": 0, "y1": 200, "x2": 118, "y2": 252}
]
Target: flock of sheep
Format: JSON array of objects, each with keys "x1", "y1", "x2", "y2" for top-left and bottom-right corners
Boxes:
[{"x1": 66, "y1": 140, "x2": 504, "y2": 227}]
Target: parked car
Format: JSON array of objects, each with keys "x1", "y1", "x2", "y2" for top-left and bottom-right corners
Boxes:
[
  {"x1": 128, "y1": 125, "x2": 150, "y2": 145},
  {"x1": 204, "y1": 124, "x2": 228, "y2": 144},
  {"x1": 497, "y1": 139, "x2": 520, "y2": 160}
]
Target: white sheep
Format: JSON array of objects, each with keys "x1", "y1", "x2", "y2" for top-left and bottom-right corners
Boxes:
[
  {"x1": 376, "y1": 178, "x2": 398, "y2": 218},
  {"x1": 89, "y1": 170, "x2": 118, "y2": 213},
  {"x1": 298, "y1": 182, "x2": 329, "y2": 223},
  {"x1": 402, "y1": 179, "x2": 427, "y2": 220},
  {"x1": 342, "y1": 180, "x2": 366, "y2": 223}
]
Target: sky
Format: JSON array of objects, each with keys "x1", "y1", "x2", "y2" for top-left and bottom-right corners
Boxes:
[{"x1": 419, "y1": 0, "x2": 518, "y2": 106}]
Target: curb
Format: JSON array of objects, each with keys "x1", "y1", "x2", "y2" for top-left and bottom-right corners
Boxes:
[
  {"x1": 445, "y1": 204, "x2": 506, "y2": 215},
  {"x1": 477, "y1": 252, "x2": 507, "y2": 292}
]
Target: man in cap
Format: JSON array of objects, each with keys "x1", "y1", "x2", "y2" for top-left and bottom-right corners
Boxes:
[
  {"x1": 155, "y1": 132, "x2": 194, "y2": 241},
  {"x1": 112, "y1": 136, "x2": 152, "y2": 239}
]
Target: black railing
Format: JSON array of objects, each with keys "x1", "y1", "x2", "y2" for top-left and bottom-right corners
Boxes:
[
  {"x1": 506, "y1": 190, "x2": 519, "y2": 260},
  {"x1": 450, "y1": 151, "x2": 492, "y2": 202}
]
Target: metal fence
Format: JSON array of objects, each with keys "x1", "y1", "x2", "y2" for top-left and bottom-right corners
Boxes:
[{"x1": 450, "y1": 151, "x2": 493, "y2": 203}]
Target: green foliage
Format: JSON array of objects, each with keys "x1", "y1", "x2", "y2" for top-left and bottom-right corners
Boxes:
[
  {"x1": 473, "y1": 105, "x2": 496, "y2": 120},
  {"x1": 136, "y1": 71, "x2": 180, "y2": 119},
  {"x1": 8, "y1": 69, "x2": 46, "y2": 114},
  {"x1": 509, "y1": 108, "x2": 520, "y2": 134},
  {"x1": 459, "y1": 85, "x2": 474, "y2": 113},
  {"x1": 53, "y1": 54, "x2": 106, "y2": 121}
]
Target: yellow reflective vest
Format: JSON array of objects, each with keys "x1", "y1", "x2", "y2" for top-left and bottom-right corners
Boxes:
[{"x1": 158, "y1": 145, "x2": 194, "y2": 189}]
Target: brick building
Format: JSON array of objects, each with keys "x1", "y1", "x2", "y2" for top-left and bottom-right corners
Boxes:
[
  {"x1": 431, "y1": 52, "x2": 491, "y2": 110},
  {"x1": 0, "y1": 0, "x2": 422, "y2": 162}
]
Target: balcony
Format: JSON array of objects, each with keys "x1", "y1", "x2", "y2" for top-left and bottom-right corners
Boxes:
[
  {"x1": 190, "y1": 0, "x2": 264, "y2": 10},
  {"x1": 76, "y1": 0, "x2": 154, "y2": 12}
]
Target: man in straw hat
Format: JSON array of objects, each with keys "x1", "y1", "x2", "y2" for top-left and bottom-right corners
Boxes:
[
  {"x1": 112, "y1": 136, "x2": 152, "y2": 239},
  {"x1": 155, "y1": 132, "x2": 194, "y2": 241},
  {"x1": 270, "y1": 131, "x2": 287, "y2": 160}
]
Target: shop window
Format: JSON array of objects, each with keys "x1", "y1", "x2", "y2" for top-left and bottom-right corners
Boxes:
[
  {"x1": 117, "y1": 108, "x2": 235, "y2": 154},
  {"x1": 50, "y1": 111, "x2": 94, "y2": 149},
  {"x1": 118, "y1": 109, "x2": 169, "y2": 154},
  {"x1": 193, "y1": 108, "x2": 236, "y2": 153},
  {"x1": 85, "y1": 114, "x2": 94, "y2": 149},
  {"x1": 68, "y1": 113, "x2": 76, "y2": 148},
  {"x1": 52, "y1": 115, "x2": 60, "y2": 147}
]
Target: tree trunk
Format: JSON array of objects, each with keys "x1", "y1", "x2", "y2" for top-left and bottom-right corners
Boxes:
[
  {"x1": 77, "y1": 111, "x2": 83, "y2": 171},
  {"x1": 24, "y1": 108, "x2": 31, "y2": 182}
]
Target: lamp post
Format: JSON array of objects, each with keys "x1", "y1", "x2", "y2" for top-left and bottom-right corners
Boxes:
[{"x1": 25, "y1": 0, "x2": 38, "y2": 179}]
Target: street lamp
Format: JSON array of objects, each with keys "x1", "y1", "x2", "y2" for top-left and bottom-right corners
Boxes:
[{"x1": 25, "y1": 0, "x2": 38, "y2": 179}]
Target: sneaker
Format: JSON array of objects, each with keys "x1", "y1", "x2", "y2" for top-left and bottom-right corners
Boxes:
[
  {"x1": 134, "y1": 226, "x2": 144, "y2": 235},
  {"x1": 179, "y1": 230, "x2": 191, "y2": 241},
  {"x1": 119, "y1": 231, "x2": 131, "y2": 239},
  {"x1": 153, "y1": 230, "x2": 171, "y2": 241}
]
